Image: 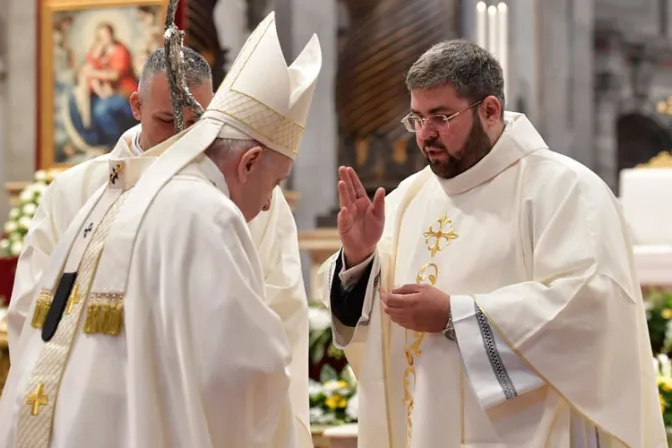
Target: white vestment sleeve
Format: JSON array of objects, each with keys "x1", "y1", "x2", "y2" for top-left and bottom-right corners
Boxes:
[
  {"x1": 247, "y1": 186, "x2": 312, "y2": 446},
  {"x1": 143, "y1": 202, "x2": 295, "y2": 447},
  {"x1": 7, "y1": 178, "x2": 64, "y2": 361},
  {"x1": 451, "y1": 295, "x2": 544, "y2": 409}
]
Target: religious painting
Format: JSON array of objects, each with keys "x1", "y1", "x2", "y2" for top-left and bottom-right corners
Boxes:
[{"x1": 39, "y1": 0, "x2": 167, "y2": 169}]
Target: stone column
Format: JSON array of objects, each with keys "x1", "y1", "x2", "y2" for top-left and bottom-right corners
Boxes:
[
  {"x1": 535, "y1": 0, "x2": 595, "y2": 169},
  {"x1": 3, "y1": 0, "x2": 37, "y2": 220},
  {"x1": 286, "y1": 0, "x2": 339, "y2": 232},
  {"x1": 0, "y1": 5, "x2": 7, "y2": 222}
]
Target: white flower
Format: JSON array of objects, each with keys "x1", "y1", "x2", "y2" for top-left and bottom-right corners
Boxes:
[
  {"x1": 10, "y1": 241, "x2": 22, "y2": 256},
  {"x1": 19, "y1": 189, "x2": 34, "y2": 203},
  {"x1": 8, "y1": 208, "x2": 20, "y2": 220},
  {"x1": 0, "y1": 239, "x2": 9, "y2": 251},
  {"x1": 32, "y1": 182, "x2": 48, "y2": 194},
  {"x1": 310, "y1": 407, "x2": 325, "y2": 423},
  {"x1": 34, "y1": 170, "x2": 47, "y2": 182},
  {"x1": 3, "y1": 221, "x2": 17, "y2": 234},
  {"x1": 9, "y1": 232, "x2": 22, "y2": 242},
  {"x1": 308, "y1": 380, "x2": 324, "y2": 397},
  {"x1": 22, "y1": 203, "x2": 37, "y2": 217},
  {"x1": 308, "y1": 307, "x2": 331, "y2": 331},
  {"x1": 345, "y1": 392, "x2": 358, "y2": 420},
  {"x1": 17, "y1": 216, "x2": 32, "y2": 230}
]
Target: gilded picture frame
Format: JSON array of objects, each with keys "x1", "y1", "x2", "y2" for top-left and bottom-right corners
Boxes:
[{"x1": 38, "y1": 0, "x2": 168, "y2": 169}]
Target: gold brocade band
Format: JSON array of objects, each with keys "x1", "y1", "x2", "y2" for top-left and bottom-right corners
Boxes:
[{"x1": 83, "y1": 292, "x2": 124, "y2": 336}]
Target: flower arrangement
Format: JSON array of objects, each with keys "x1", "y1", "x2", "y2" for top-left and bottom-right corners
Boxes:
[
  {"x1": 656, "y1": 354, "x2": 672, "y2": 428},
  {"x1": 0, "y1": 170, "x2": 59, "y2": 258},
  {"x1": 309, "y1": 364, "x2": 358, "y2": 426},
  {"x1": 645, "y1": 289, "x2": 672, "y2": 355},
  {"x1": 308, "y1": 301, "x2": 345, "y2": 364}
]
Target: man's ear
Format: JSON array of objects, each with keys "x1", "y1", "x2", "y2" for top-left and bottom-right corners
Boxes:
[
  {"x1": 481, "y1": 95, "x2": 502, "y2": 125},
  {"x1": 237, "y1": 146, "x2": 264, "y2": 183},
  {"x1": 129, "y1": 92, "x2": 142, "y2": 121}
]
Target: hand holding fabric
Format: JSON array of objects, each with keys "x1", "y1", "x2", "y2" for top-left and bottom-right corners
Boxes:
[{"x1": 381, "y1": 283, "x2": 450, "y2": 332}]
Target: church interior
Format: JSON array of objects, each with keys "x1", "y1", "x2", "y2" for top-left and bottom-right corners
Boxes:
[{"x1": 1, "y1": 0, "x2": 672, "y2": 445}]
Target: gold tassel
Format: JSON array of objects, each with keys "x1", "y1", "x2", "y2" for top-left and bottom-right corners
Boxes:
[
  {"x1": 83, "y1": 299, "x2": 99, "y2": 334},
  {"x1": 98, "y1": 301, "x2": 110, "y2": 332},
  {"x1": 83, "y1": 294, "x2": 124, "y2": 336},
  {"x1": 31, "y1": 291, "x2": 52, "y2": 329},
  {"x1": 105, "y1": 300, "x2": 124, "y2": 336}
]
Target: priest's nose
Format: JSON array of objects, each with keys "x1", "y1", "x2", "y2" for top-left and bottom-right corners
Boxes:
[{"x1": 418, "y1": 122, "x2": 438, "y2": 141}]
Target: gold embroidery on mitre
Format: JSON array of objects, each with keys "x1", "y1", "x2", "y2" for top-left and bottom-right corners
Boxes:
[
  {"x1": 83, "y1": 292, "x2": 124, "y2": 336},
  {"x1": 30, "y1": 290, "x2": 53, "y2": 329},
  {"x1": 26, "y1": 383, "x2": 48, "y2": 416},
  {"x1": 423, "y1": 213, "x2": 458, "y2": 257},
  {"x1": 403, "y1": 214, "x2": 459, "y2": 447}
]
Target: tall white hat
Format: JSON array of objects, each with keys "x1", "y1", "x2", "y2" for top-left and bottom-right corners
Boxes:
[{"x1": 203, "y1": 11, "x2": 322, "y2": 160}]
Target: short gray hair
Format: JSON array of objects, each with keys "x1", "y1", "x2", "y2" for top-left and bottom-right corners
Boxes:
[
  {"x1": 405, "y1": 40, "x2": 505, "y2": 114},
  {"x1": 138, "y1": 47, "x2": 212, "y2": 97},
  {"x1": 205, "y1": 138, "x2": 269, "y2": 163}
]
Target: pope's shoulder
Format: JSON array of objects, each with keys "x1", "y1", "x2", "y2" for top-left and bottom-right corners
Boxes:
[{"x1": 147, "y1": 174, "x2": 247, "y2": 229}]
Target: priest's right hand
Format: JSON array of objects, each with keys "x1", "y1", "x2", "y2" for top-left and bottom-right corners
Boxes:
[{"x1": 337, "y1": 166, "x2": 385, "y2": 268}]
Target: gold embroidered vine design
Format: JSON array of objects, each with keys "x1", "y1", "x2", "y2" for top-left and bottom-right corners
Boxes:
[{"x1": 403, "y1": 213, "x2": 457, "y2": 447}]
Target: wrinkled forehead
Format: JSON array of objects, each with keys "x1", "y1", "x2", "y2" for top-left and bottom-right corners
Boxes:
[{"x1": 409, "y1": 83, "x2": 469, "y2": 116}]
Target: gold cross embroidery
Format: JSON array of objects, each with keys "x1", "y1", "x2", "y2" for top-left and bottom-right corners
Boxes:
[
  {"x1": 26, "y1": 383, "x2": 48, "y2": 416},
  {"x1": 65, "y1": 283, "x2": 80, "y2": 315},
  {"x1": 109, "y1": 163, "x2": 124, "y2": 185},
  {"x1": 423, "y1": 213, "x2": 458, "y2": 257}
]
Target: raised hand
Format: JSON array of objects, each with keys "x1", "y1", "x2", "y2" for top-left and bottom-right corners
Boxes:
[{"x1": 337, "y1": 166, "x2": 386, "y2": 267}]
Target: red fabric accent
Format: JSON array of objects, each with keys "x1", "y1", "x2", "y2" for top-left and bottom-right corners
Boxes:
[{"x1": 0, "y1": 257, "x2": 18, "y2": 307}]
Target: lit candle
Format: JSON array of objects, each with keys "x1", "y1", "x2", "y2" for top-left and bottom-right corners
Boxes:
[
  {"x1": 488, "y1": 5, "x2": 498, "y2": 59},
  {"x1": 497, "y1": 2, "x2": 508, "y2": 97},
  {"x1": 476, "y1": 2, "x2": 487, "y2": 49}
]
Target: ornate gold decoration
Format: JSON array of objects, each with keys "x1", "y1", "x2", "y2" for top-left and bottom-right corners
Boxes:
[
  {"x1": 26, "y1": 383, "x2": 48, "y2": 416},
  {"x1": 30, "y1": 290, "x2": 53, "y2": 329},
  {"x1": 109, "y1": 163, "x2": 124, "y2": 185},
  {"x1": 416, "y1": 263, "x2": 439, "y2": 286},
  {"x1": 636, "y1": 151, "x2": 672, "y2": 168},
  {"x1": 83, "y1": 293, "x2": 124, "y2": 336},
  {"x1": 423, "y1": 213, "x2": 458, "y2": 257},
  {"x1": 65, "y1": 283, "x2": 80, "y2": 315},
  {"x1": 403, "y1": 215, "x2": 458, "y2": 446}
]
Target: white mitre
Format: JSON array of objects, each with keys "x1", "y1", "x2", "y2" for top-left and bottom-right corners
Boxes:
[{"x1": 204, "y1": 11, "x2": 321, "y2": 159}]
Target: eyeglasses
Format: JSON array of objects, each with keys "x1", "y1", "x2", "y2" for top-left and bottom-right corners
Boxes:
[{"x1": 401, "y1": 99, "x2": 484, "y2": 133}]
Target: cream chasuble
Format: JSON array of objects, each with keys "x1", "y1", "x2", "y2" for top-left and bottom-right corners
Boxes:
[
  {"x1": 319, "y1": 112, "x2": 666, "y2": 448},
  {"x1": 0, "y1": 146, "x2": 297, "y2": 447},
  {"x1": 7, "y1": 125, "x2": 312, "y2": 446}
]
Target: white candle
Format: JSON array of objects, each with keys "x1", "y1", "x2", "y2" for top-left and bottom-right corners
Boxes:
[
  {"x1": 497, "y1": 2, "x2": 508, "y2": 98},
  {"x1": 487, "y1": 5, "x2": 498, "y2": 59},
  {"x1": 476, "y1": 2, "x2": 487, "y2": 49}
]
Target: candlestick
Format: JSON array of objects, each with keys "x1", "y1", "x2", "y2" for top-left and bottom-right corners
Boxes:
[
  {"x1": 487, "y1": 5, "x2": 498, "y2": 59},
  {"x1": 476, "y1": 1, "x2": 487, "y2": 49},
  {"x1": 497, "y1": 2, "x2": 508, "y2": 98}
]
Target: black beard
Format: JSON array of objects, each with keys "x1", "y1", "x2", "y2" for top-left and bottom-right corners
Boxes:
[{"x1": 424, "y1": 114, "x2": 493, "y2": 179}]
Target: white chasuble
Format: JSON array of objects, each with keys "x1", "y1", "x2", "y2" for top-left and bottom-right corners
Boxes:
[
  {"x1": 0, "y1": 140, "x2": 296, "y2": 447},
  {"x1": 7, "y1": 124, "x2": 311, "y2": 446},
  {"x1": 319, "y1": 112, "x2": 666, "y2": 448}
]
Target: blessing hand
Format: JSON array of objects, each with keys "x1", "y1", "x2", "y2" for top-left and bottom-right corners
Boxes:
[
  {"x1": 337, "y1": 166, "x2": 386, "y2": 267},
  {"x1": 380, "y1": 283, "x2": 450, "y2": 332}
]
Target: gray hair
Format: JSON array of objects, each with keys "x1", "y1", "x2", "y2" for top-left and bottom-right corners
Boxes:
[
  {"x1": 405, "y1": 40, "x2": 505, "y2": 115},
  {"x1": 205, "y1": 138, "x2": 270, "y2": 164},
  {"x1": 138, "y1": 47, "x2": 212, "y2": 97}
]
